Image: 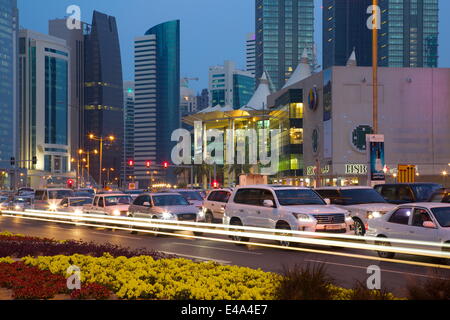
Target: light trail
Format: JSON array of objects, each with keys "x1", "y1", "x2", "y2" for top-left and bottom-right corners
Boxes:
[{"x1": 1, "y1": 209, "x2": 450, "y2": 270}]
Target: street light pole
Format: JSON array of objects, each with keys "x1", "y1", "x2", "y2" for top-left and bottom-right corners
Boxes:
[
  {"x1": 99, "y1": 136, "x2": 103, "y2": 188},
  {"x1": 372, "y1": 0, "x2": 379, "y2": 134}
]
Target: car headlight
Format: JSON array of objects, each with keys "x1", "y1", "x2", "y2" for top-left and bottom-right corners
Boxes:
[
  {"x1": 14, "y1": 205, "x2": 21, "y2": 210},
  {"x1": 49, "y1": 203, "x2": 58, "y2": 211},
  {"x1": 113, "y1": 210, "x2": 121, "y2": 216},
  {"x1": 345, "y1": 213, "x2": 353, "y2": 221},
  {"x1": 292, "y1": 213, "x2": 314, "y2": 222},
  {"x1": 74, "y1": 209, "x2": 83, "y2": 215},
  {"x1": 162, "y1": 211, "x2": 176, "y2": 220},
  {"x1": 197, "y1": 210, "x2": 205, "y2": 218},
  {"x1": 367, "y1": 211, "x2": 381, "y2": 219}
]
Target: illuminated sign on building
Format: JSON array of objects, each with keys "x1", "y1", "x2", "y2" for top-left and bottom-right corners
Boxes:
[{"x1": 345, "y1": 164, "x2": 368, "y2": 175}]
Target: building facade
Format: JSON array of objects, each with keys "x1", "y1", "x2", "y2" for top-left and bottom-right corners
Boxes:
[
  {"x1": 255, "y1": 0, "x2": 314, "y2": 91},
  {"x1": 18, "y1": 29, "x2": 72, "y2": 188},
  {"x1": 133, "y1": 20, "x2": 180, "y2": 187},
  {"x1": 270, "y1": 66, "x2": 450, "y2": 187},
  {"x1": 208, "y1": 60, "x2": 255, "y2": 110},
  {"x1": 49, "y1": 18, "x2": 86, "y2": 164},
  {"x1": 0, "y1": 0, "x2": 19, "y2": 189},
  {"x1": 246, "y1": 32, "x2": 256, "y2": 77},
  {"x1": 123, "y1": 81, "x2": 135, "y2": 185},
  {"x1": 323, "y1": 0, "x2": 439, "y2": 69},
  {"x1": 84, "y1": 11, "x2": 124, "y2": 187}
]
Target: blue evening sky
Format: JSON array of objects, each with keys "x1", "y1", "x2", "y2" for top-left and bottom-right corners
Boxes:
[{"x1": 18, "y1": 0, "x2": 450, "y2": 93}]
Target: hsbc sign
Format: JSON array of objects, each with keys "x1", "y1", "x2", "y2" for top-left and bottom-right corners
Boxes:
[{"x1": 345, "y1": 164, "x2": 368, "y2": 175}]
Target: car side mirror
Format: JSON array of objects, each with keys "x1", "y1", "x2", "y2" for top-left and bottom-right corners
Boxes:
[
  {"x1": 263, "y1": 200, "x2": 274, "y2": 208},
  {"x1": 143, "y1": 202, "x2": 152, "y2": 207},
  {"x1": 324, "y1": 198, "x2": 331, "y2": 205},
  {"x1": 423, "y1": 221, "x2": 437, "y2": 229}
]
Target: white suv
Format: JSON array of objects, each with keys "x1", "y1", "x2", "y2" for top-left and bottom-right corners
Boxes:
[
  {"x1": 315, "y1": 187, "x2": 397, "y2": 236},
  {"x1": 199, "y1": 189, "x2": 233, "y2": 223},
  {"x1": 224, "y1": 185, "x2": 354, "y2": 246}
]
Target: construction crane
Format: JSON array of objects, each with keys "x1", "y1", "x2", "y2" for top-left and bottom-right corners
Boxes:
[{"x1": 181, "y1": 77, "x2": 199, "y2": 87}]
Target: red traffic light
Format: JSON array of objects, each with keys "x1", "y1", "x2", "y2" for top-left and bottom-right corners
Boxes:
[
  {"x1": 67, "y1": 179, "x2": 74, "y2": 188},
  {"x1": 145, "y1": 161, "x2": 151, "y2": 168},
  {"x1": 163, "y1": 161, "x2": 169, "y2": 169},
  {"x1": 212, "y1": 180, "x2": 219, "y2": 189},
  {"x1": 128, "y1": 160, "x2": 134, "y2": 166}
]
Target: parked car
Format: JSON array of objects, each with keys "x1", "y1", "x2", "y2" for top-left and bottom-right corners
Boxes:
[
  {"x1": 128, "y1": 193, "x2": 200, "y2": 222},
  {"x1": 17, "y1": 187, "x2": 35, "y2": 197},
  {"x1": 428, "y1": 188, "x2": 450, "y2": 203},
  {"x1": 58, "y1": 197, "x2": 93, "y2": 214},
  {"x1": 200, "y1": 189, "x2": 233, "y2": 223},
  {"x1": 374, "y1": 183, "x2": 442, "y2": 205},
  {"x1": 83, "y1": 193, "x2": 132, "y2": 216},
  {"x1": 367, "y1": 203, "x2": 450, "y2": 259},
  {"x1": 161, "y1": 189, "x2": 204, "y2": 209},
  {"x1": 224, "y1": 185, "x2": 354, "y2": 247},
  {"x1": 34, "y1": 188, "x2": 75, "y2": 210},
  {"x1": 315, "y1": 187, "x2": 396, "y2": 235}
]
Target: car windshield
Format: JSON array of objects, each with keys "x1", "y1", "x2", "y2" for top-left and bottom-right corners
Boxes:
[
  {"x1": 104, "y1": 196, "x2": 132, "y2": 206},
  {"x1": 152, "y1": 194, "x2": 189, "y2": 206},
  {"x1": 411, "y1": 184, "x2": 443, "y2": 202},
  {"x1": 177, "y1": 191, "x2": 203, "y2": 201},
  {"x1": 275, "y1": 189, "x2": 325, "y2": 206},
  {"x1": 48, "y1": 190, "x2": 74, "y2": 199},
  {"x1": 69, "y1": 198, "x2": 92, "y2": 207},
  {"x1": 431, "y1": 207, "x2": 450, "y2": 228},
  {"x1": 339, "y1": 189, "x2": 386, "y2": 205}
]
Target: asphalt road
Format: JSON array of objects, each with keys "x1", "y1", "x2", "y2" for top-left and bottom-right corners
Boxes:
[{"x1": 1, "y1": 215, "x2": 449, "y2": 297}]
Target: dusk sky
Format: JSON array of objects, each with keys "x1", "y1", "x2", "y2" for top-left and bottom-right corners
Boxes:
[{"x1": 18, "y1": 0, "x2": 450, "y2": 93}]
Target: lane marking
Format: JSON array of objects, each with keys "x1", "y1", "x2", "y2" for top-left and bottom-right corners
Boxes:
[
  {"x1": 173, "y1": 242, "x2": 263, "y2": 255},
  {"x1": 160, "y1": 251, "x2": 231, "y2": 264},
  {"x1": 305, "y1": 259, "x2": 450, "y2": 279}
]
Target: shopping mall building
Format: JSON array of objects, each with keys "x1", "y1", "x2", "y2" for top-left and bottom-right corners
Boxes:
[{"x1": 183, "y1": 52, "x2": 450, "y2": 188}]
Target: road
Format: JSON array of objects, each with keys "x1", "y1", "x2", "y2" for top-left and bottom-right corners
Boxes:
[{"x1": 1, "y1": 214, "x2": 449, "y2": 297}]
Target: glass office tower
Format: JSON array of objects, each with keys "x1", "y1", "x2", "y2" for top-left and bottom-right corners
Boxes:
[
  {"x1": 0, "y1": 0, "x2": 18, "y2": 171},
  {"x1": 379, "y1": 0, "x2": 439, "y2": 68},
  {"x1": 84, "y1": 11, "x2": 124, "y2": 186},
  {"x1": 323, "y1": 0, "x2": 439, "y2": 69},
  {"x1": 255, "y1": 0, "x2": 314, "y2": 91},
  {"x1": 133, "y1": 20, "x2": 180, "y2": 186}
]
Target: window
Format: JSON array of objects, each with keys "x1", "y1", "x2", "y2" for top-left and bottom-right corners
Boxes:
[
  {"x1": 411, "y1": 184, "x2": 442, "y2": 202},
  {"x1": 98, "y1": 198, "x2": 104, "y2": 207},
  {"x1": 234, "y1": 189, "x2": 264, "y2": 206},
  {"x1": 397, "y1": 186, "x2": 414, "y2": 202},
  {"x1": 275, "y1": 189, "x2": 325, "y2": 206},
  {"x1": 411, "y1": 209, "x2": 433, "y2": 227},
  {"x1": 430, "y1": 193, "x2": 445, "y2": 203},
  {"x1": 133, "y1": 196, "x2": 146, "y2": 206},
  {"x1": 388, "y1": 208, "x2": 412, "y2": 225},
  {"x1": 431, "y1": 207, "x2": 450, "y2": 228},
  {"x1": 35, "y1": 190, "x2": 45, "y2": 201},
  {"x1": 316, "y1": 189, "x2": 340, "y2": 202}
]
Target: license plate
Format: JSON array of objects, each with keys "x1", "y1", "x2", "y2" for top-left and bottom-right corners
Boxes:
[{"x1": 324, "y1": 224, "x2": 342, "y2": 230}]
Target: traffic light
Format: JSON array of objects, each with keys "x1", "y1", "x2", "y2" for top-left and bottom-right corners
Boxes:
[
  {"x1": 10, "y1": 157, "x2": 15, "y2": 166},
  {"x1": 67, "y1": 179, "x2": 74, "y2": 189},
  {"x1": 145, "y1": 161, "x2": 151, "y2": 168},
  {"x1": 128, "y1": 159, "x2": 134, "y2": 167},
  {"x1": 163, "y1": 161, "x2": 169, "y2": 169},
  {"x1": 212, "y1": 180, "x2": 219, "y2": 189}
]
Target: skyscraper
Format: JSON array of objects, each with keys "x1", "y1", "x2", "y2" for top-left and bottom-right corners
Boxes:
[
  {"x1": 323, "y1": 0, "x2": 439, "y2": 69},
  {"x1": 196, "y1": 89, "x2": 209, "y2": 111},
  {"x1": 322, "y1": 0, "x2": 372, "y2": 69},
  {"x1": 84, "y1": 11, "x2": 124, "y2": 186},
  {"x1": 379, "y1": 0, "x2": 439, "y2": 68},
  {"x1": 133, "y1": 20, "x2": 180, "y2": 186},
  {"x1": 246, "y1": 33, "x2": 256, "y2": 77},
  {"x1": 0, "y1": 0, "x2": 19, "y2": 175},
  {"x1": 49, "y1": 18, "x2": 86, "y2": 163},
  {"x1": 255, "y1": 0, "x2": 314, "y2": 91},
  {"x1": 208, "y1": 60, "x2": 255, "y2": 109},
  {"x1": 18, "y1": 30, "x2": 71, "y2": 187}
]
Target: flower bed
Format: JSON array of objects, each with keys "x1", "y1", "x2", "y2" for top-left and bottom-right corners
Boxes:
[
  {"x1": 0, "y1": 231, "x2": 173, "y2": 260},
  {"x1": 0, "y1": 260, "x2": 112, "y2": 300}
]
